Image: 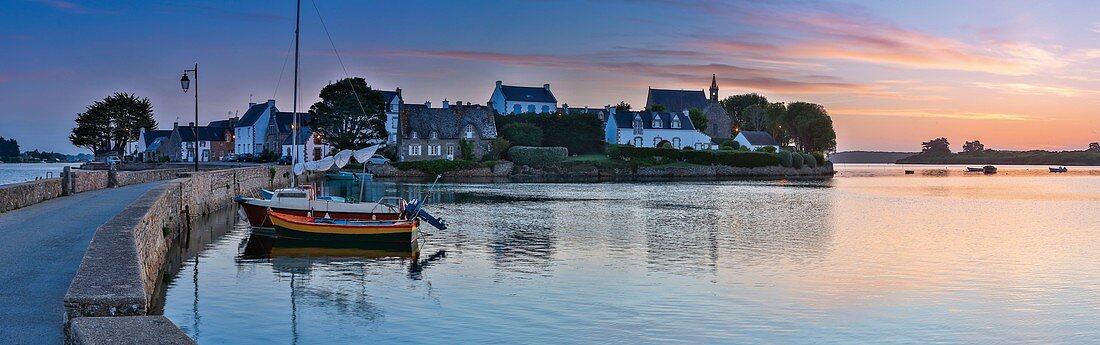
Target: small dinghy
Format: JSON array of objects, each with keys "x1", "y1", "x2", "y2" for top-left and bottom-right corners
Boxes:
[
  {"x1": 268, "y1": 210, "x2": 419, "y2": 244},
  {"x1": 1049, "y1": 166, "x2": 1068, "y2": 173},
  {"x1": 983, "y1": 165, "x2": 997, "y2": 174},
  {"x1": 966, "y1": 167, "x2": 984, "y2": 172}
]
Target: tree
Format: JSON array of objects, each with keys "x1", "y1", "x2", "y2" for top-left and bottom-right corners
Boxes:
[
  {"x1": 764, "y1": 102, "x2": 789, "y2": 145},
  {"x1": 963, "y1": 140, "x2": 985, "y2": 152},
  {"x1": 688, "y1": 108, "x2": 708, "y2": 132},
  {"x1": 1089, "y1": 142, "x2": 1100, "y2": 152},
  {"x1": 615, "y1": 101, "x2": 632, "y2": 112},
  {"x1": 500, "y1": 123, "x2": 543, "y2": 146},
  {"x1": 720, "y1": 93, "x2": 769, "y2": 127},
  {"x1": 648, "y1": 104, "x2": 666, "y2": 112},
  {"x1": 783, "y1": 102, "x2": 837, "y2": 152},
  {"x1": 69, "y1": 93, "x2": 157, "y2": 154},
  {"x1": 459, "y1": 140, "x2": 474, "y2": 160},
  {"x1": 741, "y1": 104, "x2": 768, "y2": 131},
  {"x1": 0, "y1": 137, "x2": 19, "y2": 158},
  {"x1": 494, "y1": 112, "x2": 604, "y2": 154},
  {"x1": 308, "y1": 77, "x2": 387, "y2": 151},
  {"x1": 921, "y1": 137, "x2": 951, "y2": 154}
]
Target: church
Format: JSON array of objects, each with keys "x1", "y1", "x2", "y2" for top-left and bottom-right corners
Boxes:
[{"x1": 644, "y1": 75, "x2": 733, "y2": 141}]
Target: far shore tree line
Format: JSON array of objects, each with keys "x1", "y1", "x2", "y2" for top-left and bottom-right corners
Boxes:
[{"x1": 919, "y1": 137, "x2": 1100, "y2": 154}]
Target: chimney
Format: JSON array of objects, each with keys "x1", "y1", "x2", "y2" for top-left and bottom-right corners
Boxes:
[
  {"x1": 496, "y1": 80, "x2": 502, "y2": 88},
  {"x1": 682, "y1": 109, "x2": 689, "y2": 117},
  {"x1": 442, "y1": 99, "x2": 449, "y2": 108},
  {"x1": 544, "y1": 83, "x2": 550, "y2": 91},
  {"x1": 396, "y1": 87, "x2": 402, "y2": 98},
  {"x1": 173, "y1": 122, "x2": 179, "y2": 128},
  {"x1": 248, "y1": 102, "x2": 256, "y2": 107},
  {"x1": 466, "y1": 101, "x2": 471, "y2": 106},
  {"x1": 424, "y1": 101, "x2": 431, "y2": 108},
  {"x1": 189, "y1": 122, "x2": 195, "y2": 127}
]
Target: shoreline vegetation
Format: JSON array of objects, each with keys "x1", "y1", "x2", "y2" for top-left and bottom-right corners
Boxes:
[{"x1": 896, "y1": 150, "x2": 1100, "y2": 166}]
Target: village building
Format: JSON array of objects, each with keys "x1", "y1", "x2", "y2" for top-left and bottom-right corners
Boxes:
[
  {"x1": 164, "y1": 122, "x2": 232, "y2": 162},
  {"x1": 733, "y1": 130, "x2": 781, "y2": 152},
  {"x1": 559, "y1": 104, "x2": 611, "y2": 122},
  {"x1": 604, "y1": 109, "x2": 714, "y2": 150},
  {"x1": 266, "y1": 112, "x2": 313, "y2": 155},
  {"x1": 379, "y1": 88, "x2": 403, "y2": 145},
  {"x1": 280, "y1": 127, "x2": 331, "y2": 162},
  {"x1": 644, "y1": 75, "x2": 733, "y2": 140},
  {"x1": 398, "y1": 101, "x2": 497, "y2": 161},
  {"x1": 136, "y1": 128, "x2": 171, "y2": 162},
  {"x1": 234, "y1": 100, "x2": 278, "y2": 156},
  {"x1": 489, "y1": 81, "x2": 558, "y2": 114}
]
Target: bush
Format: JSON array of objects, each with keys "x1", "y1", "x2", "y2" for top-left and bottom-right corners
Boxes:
[
  {"x1": 619, "y1": 146, "x2": 682, "y2": 160},
  {"x1": 500, "y1": 123, "x2": 543, "y2": 147},
  {"x1": 606, "y1": 144, "x2": 623, "y2": 159},
  {"x1": 508, "y1": 146, "x2": 567, "y2": 166},
  {"x1": 778, "y1": 151, "x2": 793, "y2": 167},
  {"x1": 812, "y1": 151, "x2": 826, "y2": 166},
  {"x1": 682, "y1": 150, "x2": 780, "y2": 168},
  {"x1": 393, "y1": 159, "x2": 481, "y2": 175},
  {"x1": 802, "y1": 152, "x2": 817, "y2": 168},
  {"x1": 486, "y1": 138, "x2": 511, "y2": 161},
  {"x1": 791, "y1": 151, "x2": 804, "y2": 168},
  {"x1": 657, "y1": 140, "x2": 672, "y2": 148},
  {"x1": 756, "y1": 145, "x2": 777, "y2": 153},
  {"x1": 682, "y1": 146, "x2": 694, "y2": 151},
  {"x1": 459, "y1": 140, "x2": 474, "y2": 161},
  {"x1": 722, "y1": 140, "x2": 740, "y2": 151}
]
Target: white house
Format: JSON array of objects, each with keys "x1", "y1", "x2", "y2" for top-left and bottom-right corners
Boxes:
[
  {"x1": 604, "y1": 109, "x2": 714, "y2": 150},
  {"x1": 733, "y1": 130, "x2": 781, "y2": 151},
  {"x1": 234, "y1": 100, "x2": 278, "y2": 156},
  {"x1": 489, "y1": 81, "x2": 557, "y2": 114},
  {"x1": 378, "y1": 88, "x2": 404, "y2": 145},
  {"x1": 281, "y1": 127, "x2": 332, "y2": 163}
]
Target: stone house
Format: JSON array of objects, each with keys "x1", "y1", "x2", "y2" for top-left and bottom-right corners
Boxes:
[
  {"x1": 645, "y1": 74, "x2": 733, "y2": 141},
  {"x1": 164, "y1": 122, "x2": 232, "y2": 162},
  {"x1": 397, "y1": 101, "x2": 497, "y2": 162}
]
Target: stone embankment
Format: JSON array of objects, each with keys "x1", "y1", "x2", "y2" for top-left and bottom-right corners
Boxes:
[
  {"x1": 0, "y1": 167, "x2": 189, "y2": 213},
  {"x1": 367, "y1": 160, "x2": 833, "y2": 181},
  {"x1": 63, "y1": 165, "x2": 297, "y2": 344}
]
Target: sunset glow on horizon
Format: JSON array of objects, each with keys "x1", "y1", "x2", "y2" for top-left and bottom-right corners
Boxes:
[{"x1": 2, "y1": 0, "x2": 1099, "y2": 152}]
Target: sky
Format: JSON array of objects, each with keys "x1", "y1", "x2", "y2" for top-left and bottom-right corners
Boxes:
[{"x1": 2, "y1": 0, "x2": 1099, "y2": 153}]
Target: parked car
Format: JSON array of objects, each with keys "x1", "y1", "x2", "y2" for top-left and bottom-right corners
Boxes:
[
  {"x1": 221, "y1": 154, "x2": 238, "y2": 162},
  {"x1": 278, "y1": 155, "x2": 292, "y2": 165},
  {"x1": 366, "y1": 154, "x2": 390, "y2": 165},
  {"x1": 105, "y1": 155, "x2": 121, "y2": 166}
]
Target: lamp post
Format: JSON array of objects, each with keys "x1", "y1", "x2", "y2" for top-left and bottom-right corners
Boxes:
[{"x1": 181, "y1": 63, "x2": 198, "y2": 172}]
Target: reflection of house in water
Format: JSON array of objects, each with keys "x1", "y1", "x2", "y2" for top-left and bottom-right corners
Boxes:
[{"x1": 487, "y1": 203, "x2": 558, "y2": 275}]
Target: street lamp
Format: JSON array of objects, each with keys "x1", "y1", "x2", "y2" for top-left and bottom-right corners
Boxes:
[{"x1": 181, "y1": 63, "x2": 198, "y2": 172}]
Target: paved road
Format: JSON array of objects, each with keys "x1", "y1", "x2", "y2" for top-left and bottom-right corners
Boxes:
[{"x1": 0, "y1": 182, "x2": 166, "y2": 344}]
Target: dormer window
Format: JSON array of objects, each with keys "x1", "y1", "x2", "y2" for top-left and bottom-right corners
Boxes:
[
  {"x1": 652, "y1": 116, "x2": 663, "y2": 128},
  {"x1": 465, "y1": 125, "x2": 475, "y2": 139},
  {"x1": 632, "y1": 115, "x2": 643, "y2": 135},
  {"x1": 411, "y1": 131, "x2": 418, "y2": 139},
  {"x1": 430, "y1": 131, "x2": 438, "y2": 140}
]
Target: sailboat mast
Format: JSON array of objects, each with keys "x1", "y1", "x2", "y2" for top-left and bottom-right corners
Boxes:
[{"x1": 291, "y1": 0, "x2": 301, "y2": 187}]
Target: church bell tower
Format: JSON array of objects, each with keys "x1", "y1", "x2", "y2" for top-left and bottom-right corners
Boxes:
[{"x1": 709, "y1": 74, "x2": 719, "y2": 102}]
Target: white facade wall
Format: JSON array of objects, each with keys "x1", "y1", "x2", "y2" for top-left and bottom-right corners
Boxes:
[
  {"x1": 180, "y1": 141, "x2": 214, "y2": 162},
  {"x1": 733, "y1": 132, "x2": 777, "y2": 152},
  {"x1": 490, "y1": 84, "x2": 556, "y2": 115},
  {"x1": 386, "y1": 98, "x2": 400, "y2": 145},
  {"x1": 281, "y1": 137, "x2": 332, "y2": 162},
  {"x1": 604, "y1": 115, "x2": 715, "y2": 150},
  {"x1": 234, "y1": 102, "x2": 274, "y2": 155}
]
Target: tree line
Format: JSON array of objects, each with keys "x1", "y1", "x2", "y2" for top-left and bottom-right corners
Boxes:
[
  {"x1": 718, "y1": 93, "x2": 837, "y2": 153},
  {"x1": 0, "y1": 137, "x2": 19, "y2": 158}
]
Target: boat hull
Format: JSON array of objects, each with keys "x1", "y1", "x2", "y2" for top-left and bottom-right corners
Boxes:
[
  {"x1": 269, "y1": 212, "x2": 418, "y2": 244},
  {"x1": 237, "y1": 199, "x2": 400, "y2": 228}
]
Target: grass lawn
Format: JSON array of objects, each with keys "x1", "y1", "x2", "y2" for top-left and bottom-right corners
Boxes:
[{"x1": 567, "y1": 153, "x2": 609, "y2": 162}]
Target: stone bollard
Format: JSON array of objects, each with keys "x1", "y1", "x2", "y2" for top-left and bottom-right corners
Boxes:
[
  {"x1": 62, "y1": 166, "x2": 73, "y2": 196},
  {"x1": 107, "y1": 164, "x2": 119, "y2": 188}
]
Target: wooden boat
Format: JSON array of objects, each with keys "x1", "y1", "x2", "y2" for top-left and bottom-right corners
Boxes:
[
  {"x1": 1049, "y1": 166, "x2": 1068, "y2": 173},
  {"x1": 966, "y1": 167, "x2": 984, "y2": 172},
  {"x1": 983, "y1": 165, "x2": 997, "y2": 174},
  {"x1": 268, "y1": 210, "x2": 419, "y2": 244},
  {"x1": 237, "y1": 188, "x2": 446, "y2": 231}
]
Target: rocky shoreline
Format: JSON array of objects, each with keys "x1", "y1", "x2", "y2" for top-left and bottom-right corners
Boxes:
[{"x1": 367, "y1": 160, "x2": 833, "y2": 181}]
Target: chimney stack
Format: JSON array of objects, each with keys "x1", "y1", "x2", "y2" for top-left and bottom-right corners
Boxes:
[
  {"x1": 442, "y1": 99, "x2": 450, "y2": 108},
  {"x1": 424, "y1": 101, "x2": 431, "y2": 108},
  {"x1": 189, "y1": 122, "x2": 195, "y2": 127},
  {"x1": 496, "y1": 80, "x2": 502, "y2": 88},
  {"x1": 544, "y1": 83, "x2": 550, "y2": 91},
  {"x1": 396, "y1": 87, "x2": 402, "y2": 98}
]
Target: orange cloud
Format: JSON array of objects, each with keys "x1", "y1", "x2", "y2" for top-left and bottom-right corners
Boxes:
[{"x1": 831, "y1": 107, "x2": 1033, "y2": 121}]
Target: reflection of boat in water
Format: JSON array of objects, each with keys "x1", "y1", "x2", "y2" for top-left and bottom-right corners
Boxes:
[
  {"x1": 325, "y1": 171, "x2": 357, "y2": 180},
  {"x1": 1049, "y1": 166, "x2": 1068, "y2": 173},
  {"x1": 242, "y1": 231, "x2": 420, "y2": 259},
  {"x1": 268, "y1": 210, "x2": 420, "y2": 244},
  {"x1": 966, "y1": 167, "x2": 984, "y2": 172},
  {"x1": 983, "y1": 165, "x2": 997, "y2": 174}
]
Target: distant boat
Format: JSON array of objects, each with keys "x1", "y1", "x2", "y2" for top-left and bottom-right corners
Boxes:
[
  {"x1": 1049, "y1": 166, "x2": 1068, "y2": 173},
  {"x1": 904, "y1": 170, "x2": 915, "y2": 174},
  {"x1": 983, "y1": 165, "x2": 997, "y2": 174},
  {"x1": 966, "y1": 167, "x2": 984, "y2": 172}
]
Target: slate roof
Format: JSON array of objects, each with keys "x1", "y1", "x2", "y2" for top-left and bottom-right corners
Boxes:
[
  {"x1": 237, "y1": 101, "x2": 276, "y2": 127},
  {"x1": 281, "y1": 127, "x2": 312, "y2": 146},
  {"x1": 738, "y1": 131, "x2": 780, "y2": 146},
  {"x1": 401, "y1": 104, "x2": 497, "y2": 140},
  {"x1": 177, "y1": 126, "x2": 229, "y2": 142},
  {"x1": 610, "y1": 111, "x2": 697, "y2": 131},
  {"x1": 208, "y1": 119, "x2": 234, "y2": 128},
  {"x1": 499, "y1": 85, "x2": 557, "y2": 103},
  {"x1": 274, "y1": 112, "x2": 311, "y2": 134},
  {"x1": 646, "y1": 89, "x2": 708, "y2": 112},
  {"x1": 561, "y1": 107, "x2": 608, "y2": 116},
  {"x1": 143, "y1": 130, "x2": 172, "y2": 147},
  {"x1": 147, "y1": 137, "x2": 166, "y2": 151},
  {"x1": 378, "y1": 90, "x2": 399, "y2": 105}
]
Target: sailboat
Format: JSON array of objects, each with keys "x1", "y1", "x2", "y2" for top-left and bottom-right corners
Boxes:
[{"x1": 234, "y1": 0, "x2": 446, "y2": 233}]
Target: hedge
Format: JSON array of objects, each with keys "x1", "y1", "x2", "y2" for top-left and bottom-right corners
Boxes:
[
  {"x1": 791, "y1": 151, "x2": 804, "y2": 168},
  {"x1": 778, "y1": 151, "x2": 793, "y2": 167},
  {"x1": 812, "y1": 151, "x2": 826, "y2": 166},
  {"x1": 508, "y1": 146, "x2": 568, "y2": 166},
  {"x1": 802, "y1": 152, "x2": 817, "y2": 168}
]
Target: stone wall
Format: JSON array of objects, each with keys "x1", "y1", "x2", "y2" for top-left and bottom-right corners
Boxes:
[
  {"x1": 64, "y1": 165, "x2": 300, "y2": 344},
  {"x1": 115, "y1": 169, "x2": 187, "y2": 187},
  {"x1": 69, "y1": 170, "x2": 109, "y2": 194},
  {"x1": 0, "y1": 178, "x2": 63, "y2": 213}
]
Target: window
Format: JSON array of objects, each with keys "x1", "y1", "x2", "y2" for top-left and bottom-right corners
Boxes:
[
  {"x1": 408, "y1": 145, "x2": 422, "y2": 156},
  {"x1": 513, "y1": 104, "x2": 521, "y2": 114},
  {"x1": 527, "y1": 104, "x2": 536, "y2": 113},
  {"x1": 430, "y1": 131, "x2": 438, "y2": 140},
  {"x1": 391, "y1": 104, "x2": 399, "y2": 112},
  {"x1": 632, "y1": 115, "x2": 643, "y2": 135},
  {"x1": 653, "y1": 116, "x2": 662, "y2": 128},
  {"x1": 428, "y1": 145, "x2": 440, "y2": 156},
  {"x1": 672, "y1": 137, "x2": 681, "y2": 148},
  {"x1": 465, "y1": 125, "x2": 475, "y2": 139},
  {"x1": 411, "y1": 131, "x2": 418, "y2": 139},
  {"x1": 542, "y1": 105, "x2": 550, "y2": 113},
  {"x1": 671, "y1": 116, "x2": 681, "y2": 129},
  {"x1": 633, "y1": 137, "x2": 642, "y2": 147},
  {"x1": 446, "y1": 145, "x2": 455, "y2": 156},
  {"x1": 653, "y1": 137, "x2": 663, "y2": 147}
]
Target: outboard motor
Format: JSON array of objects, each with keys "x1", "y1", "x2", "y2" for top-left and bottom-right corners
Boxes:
[{"x1": 403, "y1": 198, "x2": 447, "y2": 230}]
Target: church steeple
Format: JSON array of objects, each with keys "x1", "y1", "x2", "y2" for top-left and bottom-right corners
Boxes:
[{"x1": 709, "y1": 74, "x2": 719, "y2": 102}]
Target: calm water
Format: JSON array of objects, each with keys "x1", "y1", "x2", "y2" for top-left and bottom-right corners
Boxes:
[
  {"x1": 163, "y1": 171, "x2": 1100, "y2": 344},
  {"x1": 0, "y1": 163, "x2": 79, "y2": 185}
]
